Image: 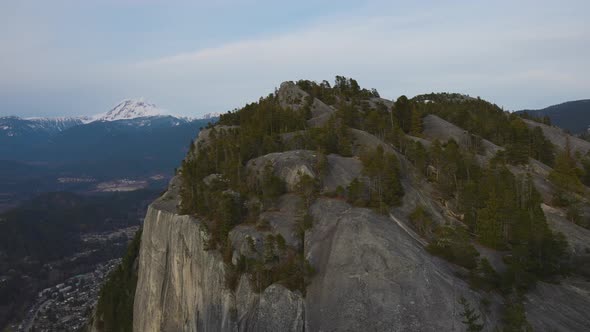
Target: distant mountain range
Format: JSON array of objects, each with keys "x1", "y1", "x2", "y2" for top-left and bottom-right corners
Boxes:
[
  {"x1": 0, "y1": 116, "x2": 84, "y2": 137},
  {"x1": 0, "y1": 99, "x2": 200, "y2": 137},
  {"x1": 0, "y1": 100, "x2": 216, "y2": 198},
  {"x1": 516, "y1": 99, "x2": 590, "y2": 134}
]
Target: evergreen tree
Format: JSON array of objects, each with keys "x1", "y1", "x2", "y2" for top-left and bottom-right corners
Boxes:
[
  {"x1": 394, "y1": 95, "x2": 412, "y2": 133},
  {"x1": 458, "y1": 296, "x2": 484, "y2": 332},
  {"x1": 502, "y1": 300, "x2": 532, "y2": 332},
  {"x1": 347, "y1": 178, "x2": 366, "y2": 206},
  {"x1": 549, "y1": 137, "x2": 583, "y2": 193},
  {"x1": 361, "y1": 145, "x2": 404, "y2": 211},
  {"x1": 409, "y1": 104, "x2": 423, "y2": 136},
  {"x1": 409, "y1": 205, "x2": 432, "y2": 236}
]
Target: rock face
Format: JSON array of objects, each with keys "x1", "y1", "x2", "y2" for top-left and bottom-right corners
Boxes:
[
  {"x1": 277, "y1": 81, "x2": 335, "y2": 127},
  {"x1": 522, "y1": 118, "x2": 590, "y2": 155},
  {"x1": 277, "y1": 82, "x2": 307, "y2": 112},
  {"x1": 526, "y1": 278, "x2": 590, "y2": 331},
  {"x1": 133, "y1": 183, "x2": 305, "y2": 332},
  {"x1": 246, "y1": 150, "x2": 317, "y2": 192},
  {"x1": 131, "y1": 83, "x2": 590, "y2": 332},
  {"x1": 305, "y1": 198, "x2": 500, "y2": 331},
  {"x1": 246, "y1": 150, "x2": 362, "y2": 193},
  {"x1": 542, "y1": 204, "x2": 590, "y2": 256},
  {"x1": 423, "y1": 114, "x2": 502, "y2": 162},
  {"x1": 133, "y1": 207, "x2": 231, "y2": 332},
  {"x1": 133, "y1": 187, "x2": 502, "y2": 332}
]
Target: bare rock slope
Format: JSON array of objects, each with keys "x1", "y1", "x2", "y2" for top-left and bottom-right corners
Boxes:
[
  {"x1": 131, "y1": 82, "x2": 590, "y2": 332},
  {"x1": 133, "y1": 180, "x2": 305, "y2": 332},
  {"x1": 522, "y1": 119, "x2": 590, "y2": 155},
  {"x1": 133, "y1": 180, "x2": 500, "y2": 331}
]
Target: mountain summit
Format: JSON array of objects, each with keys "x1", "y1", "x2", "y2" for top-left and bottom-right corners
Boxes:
[
  {"x1": 87, "y1": 78, "x2": 590, "y2": 332},
  {"x1": 92, "y1": 99, "x2": 167, "y2": 122}
]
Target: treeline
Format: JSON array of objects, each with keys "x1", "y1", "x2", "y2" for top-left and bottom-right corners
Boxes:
[
  {"x1": 177, "y1": 77, "x2": 575, "y2": 330},
  {"x1": 414, "y1": 94, "x2": 555, "y2": 166},
  {"x1": 296, "y1": 76, "x2": 380, "y2": 105},
  {"x1": 180, "y1": 93, "x2": 332, "y2": 294},
  {"x1": 400, "y1": 136, "x2": 569, "y2": 290},
  {"x1": 412, "y1": 93, "x2": 590, "y2": 229},
  {"x1": 297, "y1": 79, "x2": 421, "y2": 137},
  {"x1": 93, "y1": 229, "x2": 142, "y2": 332},
  {"x1": 181, "y1": 95, "x2": 348, "y2": 247},
  {"x1": 342, "y1": 145, "x2": 404, "y2": 213},
  {"x1": 179, "y1": 77, "x2": 409, "y2": 294},
  {"x1": 297, "y1": 81, "x2": 564, "y2": 330},
  {"x1": 403, "y1": 138, "x2": 568, "y2": 331},
  {"x1": 548, "y1": 138, "x2": 590, "y2": 228},
  {"x1": 517, "y1": 111, "x2": 552, "y2": 125}
]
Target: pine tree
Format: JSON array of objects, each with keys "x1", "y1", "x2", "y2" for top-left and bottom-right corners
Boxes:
[
  {"x1": 476, "y1": 190, "x2": 504, "y2": 249},
  {"x1": 361, "y1": 145, "x2": 403, "y2": 211},
  {"x1": 549, "y1": 137, "x2": 583, "y2": 193},
  {"x1": 502, "y1": 300, "x2": 532, "y2": 332},
  {"x1": 410, "y1": 104, "x2": 423, "y2": 136},
  {"x1": 458, "y1": 296, "x2": 484, "y2": 332},
  {"x1": 394, "y1": 95, "x2": 412, "y2": 133}
]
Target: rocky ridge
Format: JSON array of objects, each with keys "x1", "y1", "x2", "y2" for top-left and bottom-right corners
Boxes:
[{"x1": 126, "y1": 81, "x2": 590, "y2": 332}]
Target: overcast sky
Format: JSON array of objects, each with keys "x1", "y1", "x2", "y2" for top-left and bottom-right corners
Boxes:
[{"x1": 1, "y1": 0, "x2": 589, "y2": 117}]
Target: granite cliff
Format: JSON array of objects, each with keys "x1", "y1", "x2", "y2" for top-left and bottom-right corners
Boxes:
[{"x1": 94, "y1": 79, "x2": 590, "y2": 331}]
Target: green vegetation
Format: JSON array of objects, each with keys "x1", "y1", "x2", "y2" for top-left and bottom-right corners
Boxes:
[
  {"x1": 501, "y1": 298, "x2": 532, "y2": 332},
  {"x1": 429, "y1": 148, "x2": 569, "y2": 291},
  {"x1": 180, "y1": 77, "x2": 388, "y2": 294},
  {"x1": 296, "y1": 76, "x2": 379, "y2": 105},
  {"x1": 407, "y1": 93, "x2": 573, "y2": 330},
  {"x1": 388, "y1": 99, "x2": 570, "y2": 291},
  {"x1": 0, "y1": 191, "x2": 155, "y2": 329},
  {"x1": 515, "y1": 111, "x2": 552, "y2": 126},
  {"x1": 94, "y1": 229, "x2": 142, "y2": 332},
  {"x1": 516, "y1": 100, "x2": 590, "y2": 135},
  {"x1": 409, "y1": 205, "x2": 432, "y2": 237},
  {"x1": 283, "y1": 117, "x2": 353, "y2": 156},
  {"x1": 414, "y1": 93, "x2": 555, "y2": 166},
  {"x1": 0, "y1": 190, "x2": 154, "y2": 263},
  {"x1": 427, "y1": 225, "x2": 479, "y2": 269},
  {"x1": 429, "y1": 139, "x2": 480, "y2": 200},
  {"x1": 542, "y1": 138, "x2": 590, "y2": 229},
  {"x1": 549, "y1": 138, "x2": 584, "y2": 193},
  {"x1": 226, "y1": 246, "x2": 314, "y2": 295},
  {"x1": 346, "y1": 178, "x2": 365, "y2": 206},
  {"x1": 361, "y1": 145, "x2": 404, "y2": 212},
  {"x1": 469, "y1": 258, "x2": 501, "y2": 292},
  {"x1": 177, "y1": 78, "x2": 575, "y2": 330},
  {"x1": 458, "y1": 296, "x2": 484, "y2": 332}
]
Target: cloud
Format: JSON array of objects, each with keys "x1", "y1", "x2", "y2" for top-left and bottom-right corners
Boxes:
[
  {"x1": 120, "y1": 5, "x2": 589, "y2": 114},
  {"x1": 0, "y1": 0, "x2": 589, "y2": 116}
]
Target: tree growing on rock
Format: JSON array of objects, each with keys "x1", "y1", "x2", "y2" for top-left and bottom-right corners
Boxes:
[
  {"x1": 549, "y1": 137, "x2": 584, "y2": 193},
  {"x1": 458, "y1": 296, "x2": 484, "y2": 332},
  {"x1": 361, "y1": 145, "x2": 404, "y2": 212}
]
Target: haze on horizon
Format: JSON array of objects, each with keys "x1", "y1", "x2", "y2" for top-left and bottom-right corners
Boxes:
[{"x1": 1, "y1": 0, "x2": 588, "y2": 118}]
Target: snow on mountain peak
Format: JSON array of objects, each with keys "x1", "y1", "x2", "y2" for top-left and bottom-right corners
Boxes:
[
  {"x1": 92, "y1": 99, "x2": 168, "y2": 122},
  {"x1": 201, "y1": 112, "x2": 222, "y2": 119}
]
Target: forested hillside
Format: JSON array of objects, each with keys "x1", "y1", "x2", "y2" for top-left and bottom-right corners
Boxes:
[
  {"x1": 517, "y1": 99, "x2": 590, "y2": 134},
  {"x1": 100, "y1": 77, "x2": 590, "y2": 331},
  {"x1": 0, "y1": 190, "x2": 157, "y2": 330}
]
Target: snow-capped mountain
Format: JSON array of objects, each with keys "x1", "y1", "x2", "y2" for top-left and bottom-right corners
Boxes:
[
  {"x1": 0, "y1": 116, "x2": 83, "y2": 137},
  {"x1": 24, "y1": 117, "x2": 85, "y2": 132},
  {"x1": 1, "y1": 98, "x2": 218, "y2": 139},
  {"x1": 201, "y1": 112, "x2": 222, "y2": 120},
  {"x1": 91, "y1": 99, "x2": 168, "y2": 122}
]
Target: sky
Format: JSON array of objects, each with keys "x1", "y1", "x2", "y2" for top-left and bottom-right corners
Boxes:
[{"x1": 1, "y1": 0, "x2": 589, "y2": 118}]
